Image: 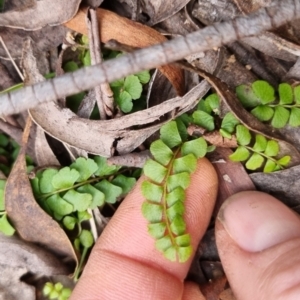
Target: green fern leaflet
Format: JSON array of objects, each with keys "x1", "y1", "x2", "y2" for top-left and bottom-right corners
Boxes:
[
  {"x1": 236, "y1": 81, "x2": 300, "y2": 128},
  {"x1": 141, "y1": 121, "x2": 208, "y2": 262}
]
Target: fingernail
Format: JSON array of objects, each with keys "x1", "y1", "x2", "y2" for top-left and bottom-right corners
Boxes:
[{"x1": 218, "y1": 191, "x2": 300, "y2": 252}]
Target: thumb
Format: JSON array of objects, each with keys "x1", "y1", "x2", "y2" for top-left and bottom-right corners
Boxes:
[{"x1": 215, "y1": 191, "x2": 300, "y2": 300}]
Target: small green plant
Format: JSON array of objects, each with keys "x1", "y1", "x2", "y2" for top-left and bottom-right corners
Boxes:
[
  {"x1": 31, "y1": 156, "x2": 136, "y2": 222},
  {"x1": 219, "y1": 112, "x2": 240, "y2": 139},
  {"x1": 43, "y1": 282, "x2": 72, "y2": 300},
  {"x1": 236, "y1": 80, "x2": 300, "y2": 128},
  {"x1": 0, "y1": 133, "x2": 34, "y2": 176},
  {"x1": 73, "y1": 228, "x2": 94, "y2": 281},
  {"x1": 229, "y1": 125, "x2": 290, "y2": 172},
  {"x1": 63, "y1": 42, "x2": 150, "y2": 114},
  {"x1": 193, "y1": 93, "x2": 291, "y2": 172},
  {"x1": 110, "y1": 71, "x2": 150, "y2": 113},
  {"x1": 0, "y1": 0, "x2": 5, "y2": 12},
  {"x1": 192, "y1": 93, "x2": 220, "y2": 131},
  {"x1": 30, "y1": 156, "x2": 136, "y2": 279},
  {"x1": 141, "y1": 121, "x2": 208, "y2": 262}
]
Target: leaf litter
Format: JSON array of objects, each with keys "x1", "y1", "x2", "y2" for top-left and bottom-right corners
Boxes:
[
  {"x1": 4, "y1": 117, "x2": 77, "y2": 261},
  {"x1": 1, "y1": 1, "x2": 300, "y2": 299}
]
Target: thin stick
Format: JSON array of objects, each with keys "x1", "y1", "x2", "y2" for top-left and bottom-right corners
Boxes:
[
  {"x1": 0, "y1": 0, "x2": 298, "y2": 116},
  {"x1": 87, "y1": 8, "x2": 106, "y2": 119},
  {"x1": 0, "y1": 36, "x2": 24, "y2": 81},
  {"x1": 88, "y1": 208, "x2": 98, "y2": 241},
  {"x1": 90, "y1": 8, "x2": 114, "y2": 116}
]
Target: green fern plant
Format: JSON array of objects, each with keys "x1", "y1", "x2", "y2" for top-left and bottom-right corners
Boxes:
[
  {"x1": 110, "y1": 71, "x2": 150, "y2": 113},
  {"x1": 43, "y1": 282, "x2": 72, "y2": 300},
  {"x1": 31, "y1": 156, "x2": 136, "y2": 224},
  {"x1": 79, "y1": 45, "x2": 151, "y2": 114},
  {"x1": 191, "y1": 93, "x2": 291, "y2": 172},
  {"x1": 30, "y1": 156, "x2": 136, "y2": 280},
  {"x1": 141, "y1": 121, "x2": 208, "y2": 262},
  {"x1": 229, "y1": 125, "x2": 290, "y2": 172},
  {"x1": 192, "y1": 93, "x2": 220, "y2": 132},
  {"x1": 236, "y1": 80, "x2": 300, "y2": 128},
  {"x1": 0, "y1": 133, "x2": 34, "y2": 176}
]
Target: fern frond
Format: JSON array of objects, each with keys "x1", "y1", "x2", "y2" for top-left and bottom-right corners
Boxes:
[
  {"x1": 30, "y1": 157, "x2": 136, "y2": 221},
  {"x1": 236, "y1": 81, "x2": 300, "y2": 128},
  {"x1": 141, "y1": 121, "x2": 207, "y2": 262},
  {"x1": 229, "y1": 125, "x2": 291, "y2": 172}
]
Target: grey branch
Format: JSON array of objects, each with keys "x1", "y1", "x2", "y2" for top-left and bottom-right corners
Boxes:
[{"x1": 0, "y1": 0, "x2": 299, "y2": 117}]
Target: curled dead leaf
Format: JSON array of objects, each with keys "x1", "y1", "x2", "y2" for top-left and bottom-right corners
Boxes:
[
  {"x1": 0, "y1": 26, "x2": 68, "y2": 60},
  {"x1": 64, "y1": 7, "x2": 185, "y2": 96},
  {"x1": 250, "y1": 164, "x2": 300, "y2": 213},
  {"x1": 233, "y1": 0, "x2": 273, "y2": 14},
  {"x1": 200, "y1": 275, "x2": 228, "y2": 300},
  {"x1": 29, "y1": 81, "x2": 210, "y2": 157},
  {"x1": 140, "y1": 0, "x2": 191, "y2": 25},
  {"x1": 209, "y1": 148, "x2": 256, "y2": 217},
  {"x1": 0, "y1": 0, "x2": 81, "y2": 30},
  {"x1": 188, "y1": 124, "x2": 238, "y2": 148},
  {"x1": 0, "y1": 234, "x2": 71, "y2": 275},
  {"x1": 243, "y1": 33, "x2": 298, "y2": 62},
  {"x1": 5, "y1": 118, "x2": 77, "y2": 262},
  {"x1": 219, "y1": 288, "x2": 236, "y2": 300},
  {"x1": 21, "y1": 37, "x2": 60, "y2": 166},
  {"x1": 107, "y1": 150, "x2": 151, "y2": 168},
  {"x1": 0, "y1": 262, "x2": 35, "y2": 300}
]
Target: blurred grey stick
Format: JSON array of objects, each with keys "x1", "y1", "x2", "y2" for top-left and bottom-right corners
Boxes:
[{"x1": 0, "y1": 0, "x2": 299, "y2": 116}]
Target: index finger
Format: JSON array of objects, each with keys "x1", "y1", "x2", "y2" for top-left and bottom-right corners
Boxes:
[{"x1": 71, "y1": 157, "x2": 218, "y2": 299}]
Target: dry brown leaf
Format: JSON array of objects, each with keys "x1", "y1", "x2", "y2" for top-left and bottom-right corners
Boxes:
[
  {"x1": 19, "y1": 37, "x2": 60, "y2": 166},
  {"x1": 107, "y1": 150, "x2": 150, "y2": 168},
  {"x1": 243, "y1": 33, "x2": 298, "y2": 62},
  {"x1": 200, "y1": 275, "x2": 228, "y2": 300},
  {"x1": 192, "y1": 0, "x2": 273, "y2": 24},
  {"x1": 146, "y1": 70, "x2": 177, "y2": 108},
  {"x1": 0, "y1": 0, "x2": 81, "y2": 30},
  {"x1": 227, "y1": 42, "x2": 278, "y2": 87},
  {"x1": 34, "y1": 126, "x2": 59, "y2": 166},
  {"x1": 0, "y1": 62, "x2": 15, "y2": 89},
  {"x1": 64, "y1": 7, "x2": 185, "y2": 96},
  {"x1": 5, "y1": 118, "x2": 77, "y2": 261},
  {"x1": 0, "y1": 234, "x2": 70, "y2": 275},
  {"x1": 188, "y1": 125, "x2": 238, "y2": 148},
  {"x1": 83, "y1": 0, "x2": 104, "y2": 7},
  {"x1": 29, "y1": 81, "x2": 210, "y2": 157},
  {"x1": 0, "y1": 263, "x2": 35, "y2": 300},
  {"x1": 0, "y1": 26, "x2": 67, "y2": 60},
  {"x1": 233, "y1": 0, "x2": 272, "y2": 14},
  {"x1": 140, "y1": 0, "x2": 191, "y2": 25},
  {"x1": 219, "y1": 288, "x2": 236, "y2": 300},
  {"x1": 250, "y1": 164, "x2": 300, "y2": 214},
  {"x1": 284, "y1": 57, "x2": 300, "y2": 82},
  {"x1": 1, "y1": 0, "x2": 35, "y2": 12},
  {"x1": 208, "y1": 148, "x2": 256, "y2": 217},
  {"x1": 192, "y1": 0, "x2": 240, "y2": 24}
]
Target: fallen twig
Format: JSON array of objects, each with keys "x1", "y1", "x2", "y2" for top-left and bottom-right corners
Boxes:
[{"x1": 0, "y1": 0, "x2": 298, "y2": 116}]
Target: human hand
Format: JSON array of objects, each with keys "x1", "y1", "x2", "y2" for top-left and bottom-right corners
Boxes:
[{"x1": 70, "y1": 158, "x2": 300, "y2": 300}]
